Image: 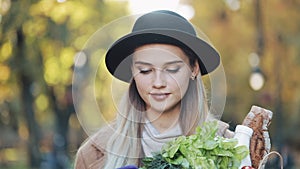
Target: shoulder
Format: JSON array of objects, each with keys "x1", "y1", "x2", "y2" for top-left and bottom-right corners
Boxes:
[{"x1": 74, "y1": 123, "x2": 116, "y2": 169}]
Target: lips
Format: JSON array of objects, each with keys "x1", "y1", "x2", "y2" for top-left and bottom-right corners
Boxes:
[{"x1": 149, "y1": 93, "x2": 171, "y2": 101}]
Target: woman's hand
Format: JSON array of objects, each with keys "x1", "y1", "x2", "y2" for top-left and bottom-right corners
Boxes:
[{"x1": 242, "y1": 105, "x2": 273, "y2": 169}]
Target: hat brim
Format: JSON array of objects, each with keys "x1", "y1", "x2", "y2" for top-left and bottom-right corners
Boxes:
[{"x1": 105, "y1": 29, "x2": 220, "y2": 82}]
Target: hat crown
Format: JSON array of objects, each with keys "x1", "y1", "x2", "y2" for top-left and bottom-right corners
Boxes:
[
  {"x1": 105, "y1": 10, "x2": 220, "y2": 82},
  {"x1": 132, "y1": 10, "x2": 197, "y2": 36}
]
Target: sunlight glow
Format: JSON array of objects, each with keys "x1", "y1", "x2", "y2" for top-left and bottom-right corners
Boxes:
[
  {"x1": 128, "y1": 0, "x2": 180, "y2": 14},
  {"x1": 128, "y1": 0, "x2": 195, "y2": 20},
  {"x1": 57, "y1": 0, "x2": 66, "y2": 3},
  {"x1": 176, "y1": 4, "x2": 195, "y2": 20},
  {"x1": 105, "y1": 0, "x2": 195, "y2": 20}
]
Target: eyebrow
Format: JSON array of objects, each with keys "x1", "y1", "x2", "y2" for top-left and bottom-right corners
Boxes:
[{"x1": 134, "y1": 60, "x2": 184, "y2": 66}]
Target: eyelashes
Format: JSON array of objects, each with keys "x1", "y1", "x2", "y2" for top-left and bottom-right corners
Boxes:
[
  {"x1": 138, "y1": 67, "x2": 181, "y2": 74},
  {"x1": 165, "y1": 67, "x2": 180, "y2": 73},
  {"x1": 139, "y1": 69, "x2": 152, "y2": 74}
]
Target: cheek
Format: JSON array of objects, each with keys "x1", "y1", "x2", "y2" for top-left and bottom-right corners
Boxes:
[
  {"x1": 134, "y1": 76, "x2": 150, "y2": 93},
  {"x1": 177, "y1": 80, "x2": 190, "y2": 97},
  {"x1": 170, "y1": 74, "x2": 191, "y2": 97}
]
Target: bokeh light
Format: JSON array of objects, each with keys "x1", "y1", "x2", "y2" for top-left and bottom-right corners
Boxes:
[
  {"x1": 248, "y1": 52, "x2": 260, "y2": 68},
  {"x1": 249, "y1": 71, "x2": 265, "y2": 91}
]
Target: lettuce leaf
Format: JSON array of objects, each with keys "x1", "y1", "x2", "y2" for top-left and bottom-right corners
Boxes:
[{"x1": 141, "y1": 121, "x2": 249, "y2": 169}]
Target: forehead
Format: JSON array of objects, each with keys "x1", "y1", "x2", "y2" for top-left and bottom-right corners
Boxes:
[{"x1": 132, "y1": 44, "x2": 189, "y2": 64}]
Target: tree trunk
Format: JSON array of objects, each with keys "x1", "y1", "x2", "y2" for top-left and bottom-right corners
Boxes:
[
  {"x1": 48, "y1": 86, "x2": 73, "y2": 169},
  {"x1": 16, "y1": 29, "x2": 42, "y2": 168}
]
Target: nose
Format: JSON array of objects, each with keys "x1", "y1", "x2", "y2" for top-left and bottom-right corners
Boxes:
[{"x1": 152, "y1": 70, "x2": 166, "y2": 89}]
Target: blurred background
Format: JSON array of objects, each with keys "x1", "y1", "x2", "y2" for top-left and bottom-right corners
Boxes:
[{"x1": 0, "y1": 0, "x2": 299, "y2": 168}]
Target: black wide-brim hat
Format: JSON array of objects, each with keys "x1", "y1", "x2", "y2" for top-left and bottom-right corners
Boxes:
[{"x1": 105, "y1": 10, "x2": 220, "y2": 82}]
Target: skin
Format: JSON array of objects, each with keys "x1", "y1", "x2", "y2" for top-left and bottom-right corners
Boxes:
[{"x1": 132, "y1": 44, "x2": 199, "y2": 133}]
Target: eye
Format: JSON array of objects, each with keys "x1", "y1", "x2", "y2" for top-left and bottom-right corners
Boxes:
[
  {"x1": 139, "y1": 68, "x2": 153, "y2": 74},
  {"x1": 165, "y1": 67, "x2": 180, "y2": 73}
]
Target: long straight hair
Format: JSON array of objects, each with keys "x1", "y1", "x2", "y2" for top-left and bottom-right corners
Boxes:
[{"x1": 103, "y1": 46, "x2": 209, "y2": 168}]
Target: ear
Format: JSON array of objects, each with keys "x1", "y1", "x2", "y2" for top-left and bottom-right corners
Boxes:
[{"x1": 192, "y1": 60, "x2": 200, "y2": 77}]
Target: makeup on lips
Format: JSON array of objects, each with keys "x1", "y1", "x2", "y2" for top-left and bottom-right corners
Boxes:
[{"x1": 149, "y1": 92, "x2": 171, "y2": 101}]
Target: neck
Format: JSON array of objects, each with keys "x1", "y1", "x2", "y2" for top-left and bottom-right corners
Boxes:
[{"x1": 146, "y1": 104, "x2": 181, "y2": 133}]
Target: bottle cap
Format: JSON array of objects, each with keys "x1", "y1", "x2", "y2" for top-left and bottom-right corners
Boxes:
[{"x1": 235, "y1": 125, "x2": 253, "y2": 137}]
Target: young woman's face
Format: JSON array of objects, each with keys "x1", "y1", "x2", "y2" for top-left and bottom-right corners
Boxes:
[{"x1": 132, "y1": 44, "x2": 199, "y2": 114}]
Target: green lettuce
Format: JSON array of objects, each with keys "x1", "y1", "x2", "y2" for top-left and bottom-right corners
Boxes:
[{"x1": 141, "y1": 121, "x2": 249, "y2": 169}]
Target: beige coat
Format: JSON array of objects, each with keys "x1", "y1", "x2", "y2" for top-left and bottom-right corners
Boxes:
[{"x1": 74, "y1": 121, "x2": 234, "y2": 169}]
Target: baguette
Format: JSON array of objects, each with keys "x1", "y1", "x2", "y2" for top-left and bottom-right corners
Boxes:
[{"x1": 242, "y1": 105, "x2": 273, "y2": 169}]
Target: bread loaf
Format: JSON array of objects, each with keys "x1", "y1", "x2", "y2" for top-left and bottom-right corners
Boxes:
[{"x1": 242, "y1": 106, "x2": 273, "y2": 169}]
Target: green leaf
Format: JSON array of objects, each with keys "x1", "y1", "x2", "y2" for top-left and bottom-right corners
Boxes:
[
  {"x1": 218, "y1": 137, "x2": 238, "y2": 150},
  {"x1": 203, "y1": 139, "x2": 218, "y2": 150},
  {"x1": 211, "y1": 148, "x2": 234, "y2": 157},
  {"x1": 142, "y1": 121, "x2": 250, "y2": 169},
  {"x1": 234, "y1": 145, "x2": 249, "y2": 160}
]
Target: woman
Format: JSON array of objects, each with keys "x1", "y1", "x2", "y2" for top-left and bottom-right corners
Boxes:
[{"x1": 74, "y1": 10, "x2": 271, "y2": 169}]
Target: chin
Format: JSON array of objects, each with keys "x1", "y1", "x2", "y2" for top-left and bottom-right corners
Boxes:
[{"x1": 149, "y1": 103, "x2": 180, "y2": 114}]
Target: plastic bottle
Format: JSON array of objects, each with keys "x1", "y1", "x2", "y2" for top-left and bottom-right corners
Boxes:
[{"x1": 234, "y1": 125, "x2": 253, "y2": 169}]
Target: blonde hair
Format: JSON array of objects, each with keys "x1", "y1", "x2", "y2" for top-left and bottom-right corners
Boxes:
[
  {"x1": 103, "y1": 47, "x2": 209, "y2": 168},
  {"x1": 103, "y1": 79, "x2": 208, "y2": 168}
]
